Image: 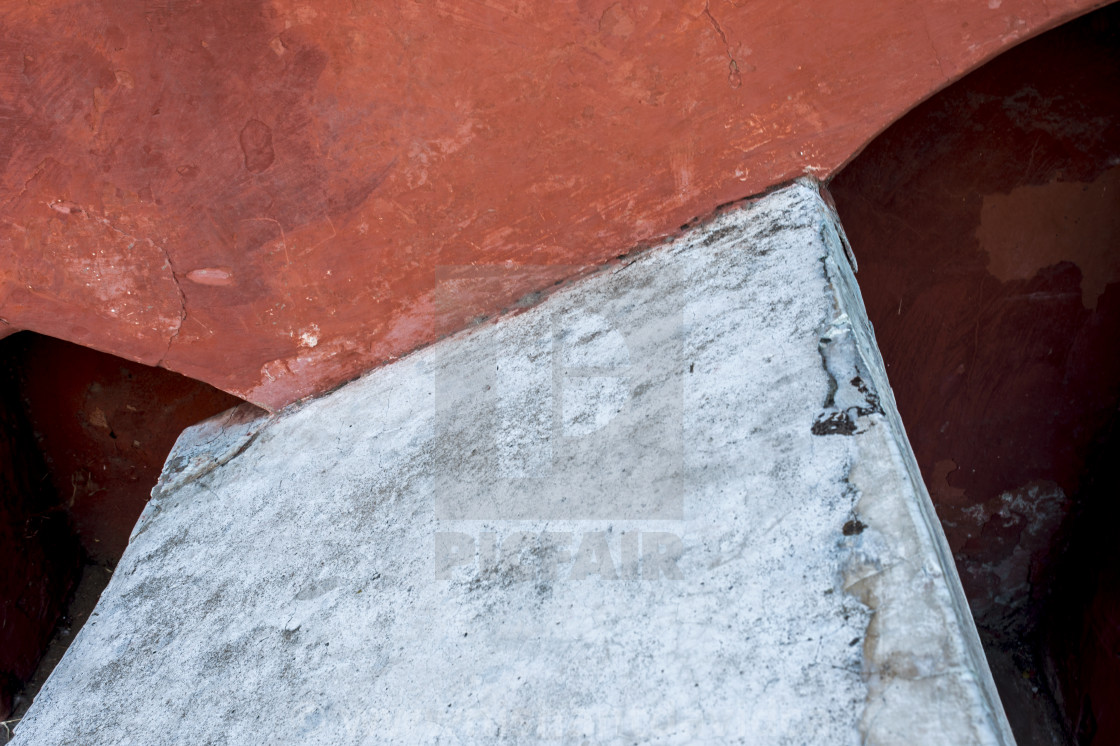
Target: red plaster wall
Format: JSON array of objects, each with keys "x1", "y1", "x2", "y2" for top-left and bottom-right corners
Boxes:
[{"x1": 0, "y1": 0, "x2": 1109, "y2": 410}]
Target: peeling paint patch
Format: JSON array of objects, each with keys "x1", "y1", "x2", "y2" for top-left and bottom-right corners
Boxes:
[{"x1": 185, "y1": 268, "x2": 234, "y2": 286}]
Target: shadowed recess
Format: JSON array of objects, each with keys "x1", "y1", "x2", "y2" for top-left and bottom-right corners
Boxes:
[
  {"x1": 830, "y1": 4, "x2": 1120, "y2": 743},
  {"x1": 0, "y1": 333, "x2": 250, "y2": 722}
]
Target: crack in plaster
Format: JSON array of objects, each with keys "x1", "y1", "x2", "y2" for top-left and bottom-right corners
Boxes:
[
  {"x1": 156, "y1": 427, "x2": 260, "y2": 500},
  {"x1": 146, "y1": 403, "x2": 269, "y2": 506},
  {"x1": 702, "y1": 1, "x2": 743, "y2": 89},
  {"x1": 9, "y1": 159, "x2": 49, "y2": 208},
  {"x1": 76, "y1": 208, "x2": 188, "y2": 366},
  {"x1": 919, "y1": 12, "x2": 948, "y2": 78},
  {"x1": 155, "y1": 245, "x2": 187, "y2": 368}
]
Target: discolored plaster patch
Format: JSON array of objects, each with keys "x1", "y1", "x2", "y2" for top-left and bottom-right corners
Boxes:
[
  {"x1": 815, "y1": 211, "x2": 1012, "y2": 744},
  {"x1": 979, "y1": 165, "x2": 1120, "y2": 309}
]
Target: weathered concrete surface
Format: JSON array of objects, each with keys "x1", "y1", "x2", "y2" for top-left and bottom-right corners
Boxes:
[
  {"x1": 12, "y1": 182, "x2": 1010, "y2": 744},
  {"x1": 0, "y1": 0, "x2": 1109, "y2": 409}
]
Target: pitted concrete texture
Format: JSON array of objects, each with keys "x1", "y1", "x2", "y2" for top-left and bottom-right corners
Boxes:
[{"x1": 12, "y1": 182, "x2": 1013, "y2": 745}]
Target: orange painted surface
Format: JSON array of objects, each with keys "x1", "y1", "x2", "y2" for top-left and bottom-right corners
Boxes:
[{"x1": 0, "y1": 0, "x2": 1108, "y2": 409}]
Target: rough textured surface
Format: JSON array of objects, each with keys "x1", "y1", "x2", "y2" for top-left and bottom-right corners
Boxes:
[
  {"x1": 0, "y1": 0, "x2": 1108, "y2": 409},
  {"x1": 11, "y1": 182, "x2": 1009, "y2": 744}
]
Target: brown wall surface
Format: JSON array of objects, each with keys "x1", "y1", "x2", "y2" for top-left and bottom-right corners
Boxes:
[
  {"x1": 0, "y1": 354, "x2": 79, "y2": 719},
  {"x1": 830, "y1": 5, "x2": 1120, "y2": 741}
]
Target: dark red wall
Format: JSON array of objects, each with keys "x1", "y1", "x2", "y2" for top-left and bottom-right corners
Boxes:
[
  {"x1": 0, "y1": 333, "x2": 244, "y2": 717},
  {"x1": 3, "y1": 334, "x2": 244, "y2": 564},
  {"x1": 830, "y1": 4, "x2": 1120, "y2": 742},
  {"x1": 0, "y1": 360, "x2": 79, "y2": 719}
]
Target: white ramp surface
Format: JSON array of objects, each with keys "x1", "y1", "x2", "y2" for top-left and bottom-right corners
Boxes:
[{"x1": 13, "y1": 181, "x2": 1013, "y2": 745}]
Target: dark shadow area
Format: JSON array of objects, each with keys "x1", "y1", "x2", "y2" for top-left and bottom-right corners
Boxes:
[
  {"x1": 0, "y1": 332, "x2": 248, "y2": 731},
  {"x1": 829, "y1": 4, "x2": 1120, "y2": 744}
]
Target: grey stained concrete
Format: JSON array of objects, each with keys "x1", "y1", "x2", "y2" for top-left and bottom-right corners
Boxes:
[{"x1": 12, "y1": 181, "x2": 1013, "y2": 745}]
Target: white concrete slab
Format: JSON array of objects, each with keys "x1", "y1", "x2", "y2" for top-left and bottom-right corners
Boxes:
[{"x1": 12, "y1": 181, "x2": 1013, "y2": 745}]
